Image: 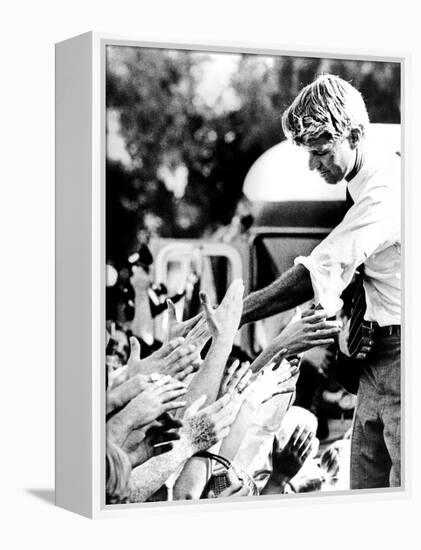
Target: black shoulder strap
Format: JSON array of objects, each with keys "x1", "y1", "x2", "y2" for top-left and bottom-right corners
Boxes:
[{"x1": 195, "y1": 451, "x2": 232, "y2": 470}]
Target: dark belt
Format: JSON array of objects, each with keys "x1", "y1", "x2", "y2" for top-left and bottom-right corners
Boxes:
[{"x1": 363, "y1": 321, "x2": 401, "y2": 337}]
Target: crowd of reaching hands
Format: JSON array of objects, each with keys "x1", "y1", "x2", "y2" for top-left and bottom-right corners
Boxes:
[{"x1": 106, "y1": 274, "x2": 348, "y2": 504}]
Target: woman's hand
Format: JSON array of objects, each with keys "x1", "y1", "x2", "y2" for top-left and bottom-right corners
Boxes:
[
  {"x1": 220, "y1": 360, "x2": 252, "y2": 396},
  {"x1": 122, "y1": 412, "x2": 182, "y2": 468},
  {"x1": 106, "y1": 373, "x2": 151, "y2": 415},
  {"x1": 246, "y1": 357, "x2": 300, "y2": 407},
  {"x1": 127, "y1": 336, "x2": 202, "y2": 381},
  {"x1": 107, "y1": 377, "x2": 187, "y2": 447},
  {"x1": 181, "y1": 393, "x2": 237, "y2": 454},
  {"x1": 262, "y1": 357, "x2": 300, "y2": 403}
]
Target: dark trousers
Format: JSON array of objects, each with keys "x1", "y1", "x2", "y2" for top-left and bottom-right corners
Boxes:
[{"x1": 350, "y1": 334, "x2": 401, "y2": 489}]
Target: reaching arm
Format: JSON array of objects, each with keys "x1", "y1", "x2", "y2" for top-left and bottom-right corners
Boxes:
[
  {"x1": 130, "y1": 393, "x2": 236, "y2": 502},
  {"x1": 171, "y1": 455, "x2": 210, "y2": 500},
  {"x1": 217, "y1": 396, "x2": 257, "y2": 462},
  {"x1": 129, "y1": 437, "x2": 193, "y2": 503},
  {"x1": 179, "y1": 280, "x2": 244, "y2": 410},
  {"x1": 182, "y1": 336, "x2": 233, "y2": 409},
  {"x1": 249, "y1": 309, "x2": 341, "y2": 373},
  {"x1": 241, "y1": 264, "x2": 313, "y2": 326},
  {"x1": 130, "y1": 266, "x2": 154, "y2": 342},
  {"x1": 218, "y1": 360, "x2": 298, "y2": 460},
  {"x1": 170, "y1": 282, "x2": 245, "y2": 499},
  {"x1": 106, "y1": 378, "x2": 187, "y2": 447},
  {"x1": 261, "y1": 426, "x2": 315, "y2": 495},
  {"x1": 126, "y1": 336, "x2": 202, "y2": 382}
]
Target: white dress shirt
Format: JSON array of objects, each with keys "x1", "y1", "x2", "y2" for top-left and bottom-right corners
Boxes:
[{"x1": 295, "y1": 150, "x2": 401, "y2": 326}]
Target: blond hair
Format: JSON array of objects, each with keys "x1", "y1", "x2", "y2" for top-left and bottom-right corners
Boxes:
[
  {"x1": 281, "y1": 74, "x2": 369, "y2": 145},
  {"x1": 106, "y1": 441, "x2": 132, "y2": 504}
]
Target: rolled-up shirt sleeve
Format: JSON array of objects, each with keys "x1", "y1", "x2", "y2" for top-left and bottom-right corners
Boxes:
[
  {"x1": 295, "y1": 180, "x2": 400, "y2": 317},
  {"x1": 295, "y1": 254, "x2": 346, "y2": 316}
]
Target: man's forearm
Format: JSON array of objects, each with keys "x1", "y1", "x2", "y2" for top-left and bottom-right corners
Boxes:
[{"x1": 241, "y1": 264, "x2": 313, "y2": 326}]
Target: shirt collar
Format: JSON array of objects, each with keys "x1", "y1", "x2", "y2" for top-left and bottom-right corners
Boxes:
[{"x1": 346, "y1": 148, "x2": 377, "y2": 202}]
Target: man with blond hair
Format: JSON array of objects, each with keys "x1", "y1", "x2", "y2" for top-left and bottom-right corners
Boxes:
[{"x1": 241, "y1": 74, "x2": 401, "y2": 489}]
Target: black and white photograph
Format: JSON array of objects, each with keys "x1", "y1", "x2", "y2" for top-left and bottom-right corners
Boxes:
[
  {"x1": 104, "y1": 45, "x2": 401, "y2": 505},
  {"x1": 5, "y1": 0, "x2": 421, "y2": 544}
]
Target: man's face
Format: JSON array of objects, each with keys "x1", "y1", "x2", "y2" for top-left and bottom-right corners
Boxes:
[{"x1": 303, "y1": 133, "x2": 356, "y2": 185}]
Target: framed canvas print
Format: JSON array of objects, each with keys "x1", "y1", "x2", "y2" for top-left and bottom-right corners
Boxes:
[{"x1": 55, "y1": 32, "x2": 409, "y2": 518}]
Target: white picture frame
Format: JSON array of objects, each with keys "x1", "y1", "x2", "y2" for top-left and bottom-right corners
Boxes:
[{"x1": 55, "y1": 31, "x2": 410, "y2": 518}]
